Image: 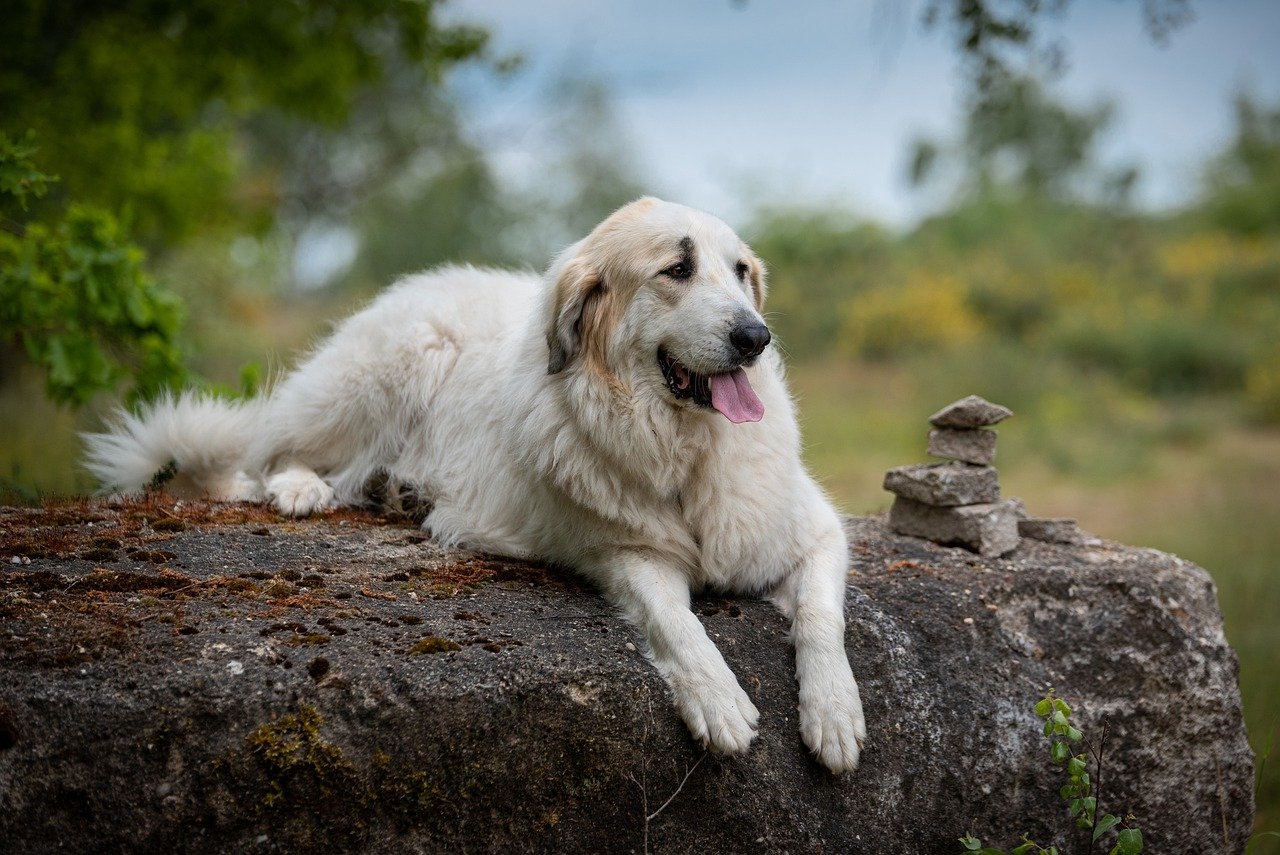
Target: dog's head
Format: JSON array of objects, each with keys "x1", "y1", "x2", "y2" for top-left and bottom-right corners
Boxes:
[{"x1": 545, "y1": 197, "x2": 770, "y2": 424}]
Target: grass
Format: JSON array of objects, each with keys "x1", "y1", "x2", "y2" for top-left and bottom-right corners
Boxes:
[{"x1": 790, "y1": 358, "x2": 1280, "y2": 847}]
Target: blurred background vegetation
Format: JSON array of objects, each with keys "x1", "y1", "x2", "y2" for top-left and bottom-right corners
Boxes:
[{"x1": 2, "y1": 0, "x2": 1277, "y2": 843}]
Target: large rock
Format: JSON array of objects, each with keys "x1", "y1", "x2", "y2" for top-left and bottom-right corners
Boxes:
[{"x1": 0, "y1": 500, "x2": 1254, "y2": 853}]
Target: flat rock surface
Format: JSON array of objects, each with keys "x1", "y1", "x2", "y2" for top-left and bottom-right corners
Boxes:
[
  {"x1": 1019, "y1": 518, "x2": 1091, "y2": 546},
  {"x1": 927, "y1": 427, "x2": 998, "y2": 465},
  {"x1": 929, "y1": 395, "x2": 1013, "y2": 429},
  {"x1": 883, "y1": 462, "x2": 1001, "y2": 506},
  {"x1": 0, "y1": 499, "x2": 1254, "y2": 853},
  {"x1": 889, "y1": 496, "x2": 1021, "y2": 557}
]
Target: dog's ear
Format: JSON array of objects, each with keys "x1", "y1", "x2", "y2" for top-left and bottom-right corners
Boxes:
[
  {"x1": 546, "y1": 255, "x2": 605, "y2": 375},
  {"x1": 745, "y1": 252, "x2": 768, "y2": 310}
]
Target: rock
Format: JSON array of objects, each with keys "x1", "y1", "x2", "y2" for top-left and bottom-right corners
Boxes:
[
  {"x1": 0, "y1": 500, "x2": 1255, "y2": 853},
  {"x1": 883, "y1": 462, "x2": 1001, "y2": 506},
  {"x1": 929, "y1": 395, "x2": 1013, "y2": 429},
  {"x1": 1018, "y1": 517, "x2": 1091, "y2": 545},
  {"x1": 888, "y1": 496, "x2": 1020, "y2": 557},
  {"x1": 927, "y1": 427, "x2": 998, "y2": 465}
]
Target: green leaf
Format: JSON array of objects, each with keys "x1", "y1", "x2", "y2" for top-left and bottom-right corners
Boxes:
[
  {"x1": 1034, "y1": 699, "x2": 1052, "y2": 716},
  {"x1": 1052, "y1": 710, "x2": 1068, "y2": 725},
  {"x1": 1053, "y1": 699, "x2": 1073, "y2": 716},
  {"x1": 1067, "y1": 757, "x2": 1087, "y2": 776},
  {"x1": 1051, "y1": 741, "x2": 1070, "y2": 762},
  {"x1": 1111, "y1": 828, "x2": 1143, "y2": 854},
  {"x1": 1066, "y1": 726, "x2": 1083, "y2": 742},
  {"x1": 1093, "y1": 814, "x2": 1120, "y2": 841},
  {"x1": 959, "y1": 835, "x2": 982, "y2": 851}
]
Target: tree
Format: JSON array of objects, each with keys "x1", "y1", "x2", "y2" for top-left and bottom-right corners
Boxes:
[
  {"x1": 921, "y1": 0, "x2": 1194, "y2": 92},
  {"x1": 1, "y1": 0, "x2": 488, "y2": 404},
  {"x1": 1202, "y1": 92, "x2": 1280, "y2": 235},
  {"x1": 908, "y1": 75, "x2": 1129, "y2": 205},
  {"x1": 1, "y1": 134, "x2": 185, "y2": 406}
]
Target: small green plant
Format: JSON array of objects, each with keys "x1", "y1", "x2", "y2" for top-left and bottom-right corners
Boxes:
[
  {"x1": 959, "y1": 690, "x2": 1143, "y2": 855},
  {"x1": 1, "y1": 132, "x2": 188, "y2": 407}
]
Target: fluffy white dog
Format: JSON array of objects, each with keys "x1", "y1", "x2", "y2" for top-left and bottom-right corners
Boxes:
[{"x1": 84, "y1": 198, "x2": 866, "y2": 772}]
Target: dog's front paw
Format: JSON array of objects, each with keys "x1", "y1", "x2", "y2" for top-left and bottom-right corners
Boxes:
[
  {"x1": 266, "y1": 467, "x2": 335, "y2": 517},
  {"x1": 799, "y1": 673, "x2": 866, "y2": 773},
  {"x1": 672, "y1": 675, "x2": 760, "y2": 756}
]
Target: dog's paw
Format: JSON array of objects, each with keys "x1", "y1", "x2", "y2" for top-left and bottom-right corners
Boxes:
[
  {"x1": 266, "y1": 468, "x2": 335, "y2": 517},
  {"x1": 672, "y1": 676, "x2": 760, "y2": 756},
  {"x1": 799, "y1": 674, "x2": 866, "y2": 773}
]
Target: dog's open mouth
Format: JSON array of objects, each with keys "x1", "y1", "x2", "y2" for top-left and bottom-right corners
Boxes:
[{"x1": 658, "y1": 348, "x2": 765, "y2": 424}]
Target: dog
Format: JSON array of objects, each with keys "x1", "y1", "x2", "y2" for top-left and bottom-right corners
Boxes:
[{"x1": 84, "y1": 197, "x2": 866, "y2": 772}]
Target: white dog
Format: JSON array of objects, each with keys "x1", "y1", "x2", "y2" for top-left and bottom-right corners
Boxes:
[{"x1": 84, "y1": 198, "x2": 866, "y2": 772}]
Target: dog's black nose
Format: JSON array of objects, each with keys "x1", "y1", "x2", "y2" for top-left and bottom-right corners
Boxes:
[{"x1": 729, "y1": 322, "x2": 771, "y2": 358}]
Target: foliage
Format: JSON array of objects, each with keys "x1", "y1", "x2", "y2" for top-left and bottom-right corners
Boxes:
[
  {"x1": 2, "y1": 0, "x2": 488, "y2": 249},
  {"x1": 0, "y1": 135, "x2": 186, "y2": 406},
  {"x1": 745, "y1": 212, "x2": 891, "y2": 361},
  {"x1": 959, "y1": 691, "x2": 1143, "y2": 855},
  {"x1": 922, "y1": 0, "x2": 1194, "y2": 92},
  {"x1": 910, "y1": 74, "x2": 1132, "y2": 205},
  {"x1": 758, "y1": 86, "x2": 1280, "y2": 420},
  {"x1": 1202, "y1": 93, "x2": 1280, "y2": 236},
  {"x1": 1, "y1": 0, "x2": 490, "y2": 406}
]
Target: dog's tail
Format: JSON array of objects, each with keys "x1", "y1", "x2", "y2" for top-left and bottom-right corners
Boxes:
[{"x1": 82, "y1": 392, "x2": 267, "y2": 499}]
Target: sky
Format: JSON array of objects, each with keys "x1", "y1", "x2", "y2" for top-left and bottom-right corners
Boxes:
[{"x1": 439, "y1": 0, "x2": 1280, "y2": 228}]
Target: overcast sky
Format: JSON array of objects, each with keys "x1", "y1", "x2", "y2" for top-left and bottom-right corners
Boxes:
[{"x1": 438, "y1": 0, "x2": 1280, "y2": 228}]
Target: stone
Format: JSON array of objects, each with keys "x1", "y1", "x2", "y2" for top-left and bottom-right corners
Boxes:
[
  {"x1": 929, "y1": 395, "x2": 1013, "y2": 429},
  {"x1": 888, "y1": 496, "x2": 1020, "y2": 557},
  {"x1": 927, "y1": 427, "x2": 997, "y2": 465},
  {"x1": 1018, "y1": 517, "x2": 1090, "y2": 545},
  {"x1": 0, "y1": 500, "x2": 1255, "y2": 853},
  {"x1": 883, "y1": 462, "x2": 1000, "y2": 506}
]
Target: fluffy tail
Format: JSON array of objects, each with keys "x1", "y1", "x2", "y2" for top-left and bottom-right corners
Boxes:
[{"x1": 82, "y1": 393, "x2": 267, "y2": 499}]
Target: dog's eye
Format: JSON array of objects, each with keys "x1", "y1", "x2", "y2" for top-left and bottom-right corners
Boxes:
[
  {"x1": 661, "y1": 262, "x2": 692, "y2": 280},
  {"x1": 735, "y1": 261, "x2": 749, "y2": 282}
]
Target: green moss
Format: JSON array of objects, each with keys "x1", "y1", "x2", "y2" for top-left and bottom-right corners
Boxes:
[
  {"x1": 409, "y1": 635, "x2": 461, "y2": 655},
  {"x1": 263, "y1": 580, "x2": 297, "y2": 598},
  {"x1": 243, "y1": 705, "x2": 363, "y2": 814},
  {"x1": 219, "y1": 704, "x2": 457, "y2": 849}
]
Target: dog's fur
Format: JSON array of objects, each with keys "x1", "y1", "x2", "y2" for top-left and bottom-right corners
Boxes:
[{"x1": 84, "y1": 198, "x2": 866, "y2": 771}]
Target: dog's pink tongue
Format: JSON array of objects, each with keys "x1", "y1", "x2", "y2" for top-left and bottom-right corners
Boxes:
[{"x1": 710, "y1": 369, "x2": 764, "y2": 424}]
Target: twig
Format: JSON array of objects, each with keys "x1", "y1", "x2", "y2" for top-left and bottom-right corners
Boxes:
[
  {"x1": 626, "y1": 766, "x2": 649, "y2": 855},
  {"x1": 646, "y1": 752, "x2": 707, "y2": 822},
  {"x1": 1086, "y1": 717, "x2": 1110, "y2": 855}
]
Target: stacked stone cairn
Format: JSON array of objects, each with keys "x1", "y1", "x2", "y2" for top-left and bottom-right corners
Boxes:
[{"x1": 884, "y1": 395, "x2": 1021, "y2": 557}]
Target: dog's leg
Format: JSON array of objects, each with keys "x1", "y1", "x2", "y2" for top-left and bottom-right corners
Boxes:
[
  {"x1": 771, "y1": 520, "x2": 866, "y2": 773},
  {"x1": 606, "y1": 553, "x2": 760, "y2": 755},
  {"x1": 264, "y1": 464, "x2": 335, "y2": 517}
]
